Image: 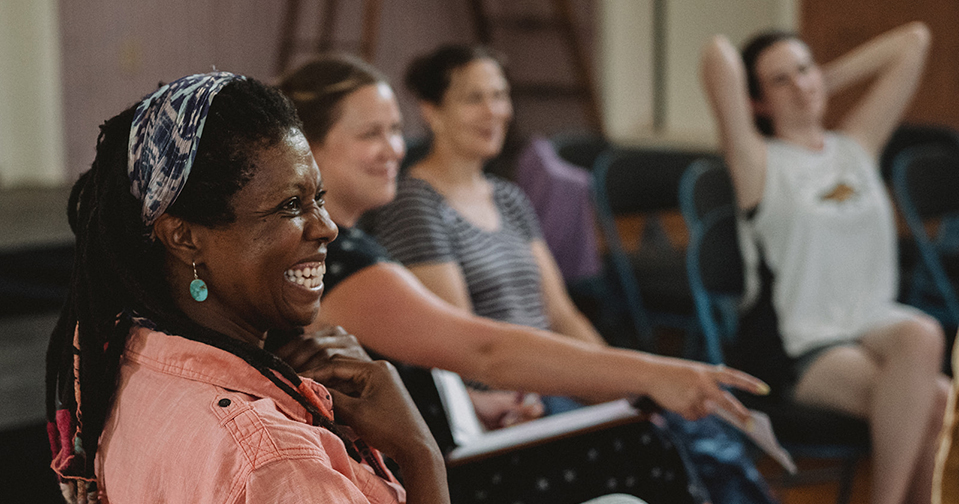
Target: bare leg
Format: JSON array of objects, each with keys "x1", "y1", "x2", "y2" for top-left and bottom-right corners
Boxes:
[
  {"x1": 793, "y1": 315, "x2": 945, "y2": 504},
  {"x1": 906, "y1": 376, "x2": 950, "y2": 504},
  {"x1": 933, "y1": 346, "x2": 959, "y2": 504}
]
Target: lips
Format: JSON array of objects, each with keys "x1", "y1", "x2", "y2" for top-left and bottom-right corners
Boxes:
[
  {"x1": 367, "y1": 163, "x2": 398, "y2": 180},
  {"x1": 284, "y1": 262, "x2": 326, "y2": 290}
]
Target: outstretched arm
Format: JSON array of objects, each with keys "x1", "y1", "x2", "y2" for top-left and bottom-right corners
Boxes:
[
  {"x1": 700, "y1": 34, "x2": 768, "y2": 211},
  {"x1": 313, "y1": 262, "x2": 769, "y2": 422},
  {"x1": 824, "y1": 21, "x2": 931, "y2": 158},
  {"x1": 404, "y1": 261, "x2": 474, "y2": 311}
]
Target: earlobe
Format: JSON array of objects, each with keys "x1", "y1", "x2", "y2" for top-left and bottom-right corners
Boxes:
[{"x1": 153, "y1": 214, "x2": 201, "y2": 266}]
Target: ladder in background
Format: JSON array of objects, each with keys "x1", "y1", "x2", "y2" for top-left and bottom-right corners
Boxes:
[
  {"x1": 468, "y1": 0, "x2": 603, "y2": 133},
  {"x1": 275, "y1": 0, "x2": 382, "y2": 75},
  {"x1": 274, "y1": 0, "x2": 603, "y2": 134}
]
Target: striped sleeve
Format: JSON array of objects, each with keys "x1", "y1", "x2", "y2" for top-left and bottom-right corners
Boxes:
[{"x1": 371, "y1": 178, "x2": 455, "y2": 267}]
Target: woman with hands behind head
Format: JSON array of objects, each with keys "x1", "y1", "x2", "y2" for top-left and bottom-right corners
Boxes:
[
  {"x1": 45, "y1": 73, "x2": 447, "y2": 504},
  {"x1": 701, "y1": 22, "x2": 949, "y2": 504},
  {"x1": 277, "y1": 52, "x2": 775, "y2": 503}
]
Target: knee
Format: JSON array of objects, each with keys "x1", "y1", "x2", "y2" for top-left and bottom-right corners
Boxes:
[{"x1": 891, "y1": 316, "x2": 945, "y2": 367}]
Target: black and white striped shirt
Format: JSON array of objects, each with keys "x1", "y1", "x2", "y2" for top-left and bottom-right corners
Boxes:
[{"x1": 371, "y1": 176, "x2": 549, "y2": 331}]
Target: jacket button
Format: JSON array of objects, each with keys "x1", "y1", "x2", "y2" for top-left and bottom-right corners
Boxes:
[{"x1": 218, "y1": 398, "x2": 231, "y2": 408}]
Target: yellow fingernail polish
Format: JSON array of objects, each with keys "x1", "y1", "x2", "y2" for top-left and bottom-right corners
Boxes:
[{"x1": 757, "y1": 382, "x2": 771, "y2": 395}]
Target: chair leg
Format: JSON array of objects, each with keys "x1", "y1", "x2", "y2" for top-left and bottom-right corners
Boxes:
[{"x1": 834, "y1": 456, "x2": 858, "y2": 504}]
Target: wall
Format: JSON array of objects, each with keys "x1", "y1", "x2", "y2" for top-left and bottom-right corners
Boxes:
[
  {"x1": 58, "y1": 0, "x2": 288, "y2": 181},
  {"x1": 598, "y1": 0, "x2": 797, "y2": 147},
  {"x1": 3, "y1": 0, "x2": 956, "y2": 187},
  {"x1": 0, "y1": 0, "x2": 65, "y2": 187},
  {"x1": 802, "y1": 0, "x2": 959, "y2": 132},
  {"x1": 55, "y1": 0, "x2": 595, "y2": 183}
]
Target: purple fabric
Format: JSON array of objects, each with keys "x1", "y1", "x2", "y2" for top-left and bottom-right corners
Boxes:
[{"x1": 515, "y1": 136, "x2": 601, "y2": 281}]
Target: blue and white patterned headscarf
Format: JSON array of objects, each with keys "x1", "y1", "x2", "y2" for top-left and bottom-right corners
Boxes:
[{"x1": 127, "y1": 71, "x2": 244, "y2": 226}]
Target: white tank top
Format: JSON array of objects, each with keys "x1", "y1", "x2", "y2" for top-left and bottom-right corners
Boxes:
[{"x1": 741, "y1": 133, "x2": 916, "y2": 357}]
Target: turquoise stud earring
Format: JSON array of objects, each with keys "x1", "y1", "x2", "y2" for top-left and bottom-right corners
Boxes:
[{"x1": 190, "y1": 261, "x2": 208, "y2": 302}]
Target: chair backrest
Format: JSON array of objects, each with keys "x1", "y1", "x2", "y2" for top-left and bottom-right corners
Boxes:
[
  {"x1": 593, "y1": 148, "x2": 720, "y2": 216},
  {"x1": 894, "y1": 145, "x2": 959, "y2": 220},
  {"x1": 687, "y1": 207, "x2": 745, "y2": 364},
  {"x1": 678, "y1": 157, "x2": 735, "y2": 227},
  {"x1": 880, "y1": 123, "x2": 959, "y2": 181},
  {"x1": 590, "y1": 147, "x2": 718, "y2": 349},
  {"x1": 678, "y1": 159, "x2": 741, "y2": 364},
  {"x1": 549, "y1": 130, "x2": 610, "y2": 171},
  {"x1": 892, "y1": 145, "x2": 959, "y2": 326}
]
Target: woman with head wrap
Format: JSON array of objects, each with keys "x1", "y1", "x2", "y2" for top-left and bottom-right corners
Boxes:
[{"x1": 45, "y1": 72, "x2": 448, "y2": 503}]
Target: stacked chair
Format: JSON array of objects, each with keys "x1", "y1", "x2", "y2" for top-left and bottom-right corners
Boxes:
[
  {"x1": 890, "y1": 127, "x2": 959, "y2": 336},
  {"x1": 590, "y1": 147, "x2": 719, "y2": 353}
]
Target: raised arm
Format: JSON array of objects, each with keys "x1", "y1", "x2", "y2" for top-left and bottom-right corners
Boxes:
[
  {"x1": 700, "y1": 34, "x2": 768, "y2": 211},
  {"x1": 314, "y1": 262, "x2": 769, "y2": 422},
  {"x1": 825, "y1": 21, "x2": 931, "y2": 158}
]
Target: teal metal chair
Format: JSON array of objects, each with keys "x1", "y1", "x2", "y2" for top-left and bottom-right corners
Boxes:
[
  {"x1": 892, "y1": 145, "x2": 959, "y2": 331},
  {"x1": 590, "y1": 147, "x2": 717, "y2": 351}
]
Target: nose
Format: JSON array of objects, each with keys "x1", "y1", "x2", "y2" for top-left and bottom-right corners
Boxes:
[
  {"x1": 386, "y1": 133, "x2": 405, "y2": 161},
  {"x1": 793, "y1": 73, "x2": 815, "y2": 93},
  {"x1": 305, "y1": 204, "x2": 338, "y2": 244},
  {"x1": 488, "y1": 96, "x2": 513, "y2": 121}
]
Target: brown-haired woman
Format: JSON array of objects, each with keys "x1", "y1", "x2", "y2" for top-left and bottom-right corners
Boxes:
[{"x1": 701, "y1": 22, "x2": 948, "y2": 504}]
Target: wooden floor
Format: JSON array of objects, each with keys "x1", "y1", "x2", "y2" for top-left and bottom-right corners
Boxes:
[{"x1": 759, "y1": 456, "x2": 872, "y2": 504}]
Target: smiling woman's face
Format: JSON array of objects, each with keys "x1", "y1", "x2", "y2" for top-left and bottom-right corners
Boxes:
[
  {"x1": 426, "y1": 58, "x2": 512, "y2": 161},
  {"x1": 197, "y1": 129, "x2": 338, "y2": 337},
  {"x1": 311, "y1": 82, "x2": 405, "y2": 225}
]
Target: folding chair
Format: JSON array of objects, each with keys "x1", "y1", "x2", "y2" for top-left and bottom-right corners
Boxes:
[
  {"x1": 879, "y1": 123, "x2": 959, "y2": 181},
  {"x1": 590, "y1": 147, "x2": 718, "y2": 351},
  {"x1": 679, "y1": 159, "x2": 870, "y2": 504},
  {"x1": 892, "y1": 145, "x2": 959, "y2": 330},
  {"x1": 550, "y1": 130, "x2": 611, "y2": 171}
]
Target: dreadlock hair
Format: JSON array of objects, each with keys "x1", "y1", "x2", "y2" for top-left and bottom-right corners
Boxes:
[
  {"x1": 740, "y1": 30, "x2": 802, "y2": 137},
  {"x1": 46, "y1": 77, "x2": 360, "y2": 488}
]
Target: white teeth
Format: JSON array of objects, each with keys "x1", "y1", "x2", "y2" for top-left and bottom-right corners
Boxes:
[{"x1": 285, "y1": 264, "x2": 325, "y2": 289}]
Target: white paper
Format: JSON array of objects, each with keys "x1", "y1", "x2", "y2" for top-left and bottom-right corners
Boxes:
[
  {"x1": 447, "y1": 399, "x2": 641, "y2": 462},
  {"x1": 714, "y1": 407, "x2": 797, "y2": 474}
]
